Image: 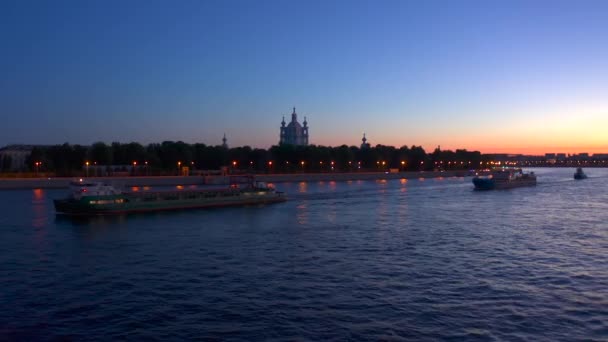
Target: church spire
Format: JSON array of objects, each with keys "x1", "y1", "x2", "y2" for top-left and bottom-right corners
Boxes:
[
  {"x1": 361, "y1": 132, "x2": 370, "y2": 149},
  {"x1": 222, "y1": 133, "x2": 228, "y2": 149},
  {"x1": 291, "y1": 106, "x2": 297, "y2": 122}
]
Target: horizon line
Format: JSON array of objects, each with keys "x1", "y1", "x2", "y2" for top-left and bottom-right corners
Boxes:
[{"x1": 1, "y1": 142, "x2": 607, "y2": 157}]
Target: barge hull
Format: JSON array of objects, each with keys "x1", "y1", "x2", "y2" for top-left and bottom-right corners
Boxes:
[{"x1": 54, "y1": 188, "x2": 287, "y2": 215}]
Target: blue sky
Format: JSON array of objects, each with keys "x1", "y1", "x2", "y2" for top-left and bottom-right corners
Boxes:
[{"x1": 1, "y1": 0, "x2": 607, "y2": 153}]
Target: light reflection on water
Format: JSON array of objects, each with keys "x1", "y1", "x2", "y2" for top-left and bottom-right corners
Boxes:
[
  {"x1": 1, "y1": 167, "x2": 608, "y2": 340},
  {"x1": 296, "y1": 202, "x2": 308, "y2": 225},
  {"x1": 31, "y1": 189, "x2": 48, "y2": 228}
]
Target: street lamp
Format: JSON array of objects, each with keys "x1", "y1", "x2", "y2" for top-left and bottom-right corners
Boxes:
[
  {"x1": 177, "y1": 161, "x2": 181, "y2": 175},
  {"x1": 85, "y1": 161, "x2": 89, "y2": 177}
]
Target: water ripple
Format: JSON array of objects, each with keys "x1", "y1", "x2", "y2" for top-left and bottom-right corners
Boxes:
[{"x1": 1, "y1": 168, "x2": 608, "y2": 340}]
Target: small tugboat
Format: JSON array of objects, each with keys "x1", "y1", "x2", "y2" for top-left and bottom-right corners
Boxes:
[
  {"x1": 54, "y1": 176, "x2": 286, "y2": 215},
  {"x1": 573, "y1": 167, "x2": 587, "y2": 180},
  {"x1": 472, "y1": 168, "x2": 536, "y2": 190}
]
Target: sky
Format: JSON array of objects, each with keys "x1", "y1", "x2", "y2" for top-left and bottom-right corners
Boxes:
[{"x1": 1, "y1": 0, "x2": 607, "y2": 154}]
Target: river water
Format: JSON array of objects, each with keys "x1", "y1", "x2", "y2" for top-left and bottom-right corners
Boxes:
[{"x1": 1, "y1": 168, "x2": 607, "y2": 340}]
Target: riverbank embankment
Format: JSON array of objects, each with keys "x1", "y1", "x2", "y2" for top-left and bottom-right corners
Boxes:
[
  {"x1": 0, "y1": 171, "x2": 471, "y2": 190},
  {"x1": 255, "y1": 170, "x2": 470, "y2": 183}
]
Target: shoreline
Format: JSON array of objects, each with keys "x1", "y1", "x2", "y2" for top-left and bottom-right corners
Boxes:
[{"x1": 0, "y1": 171, "x2": 471, "y2": 190}]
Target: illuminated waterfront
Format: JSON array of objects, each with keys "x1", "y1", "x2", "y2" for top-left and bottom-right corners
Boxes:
[{"x1": 1, "y1": 168, "x2": 608, "y2": 339}]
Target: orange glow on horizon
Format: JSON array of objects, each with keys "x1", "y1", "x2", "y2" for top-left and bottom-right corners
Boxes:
[
  {"x1": 360, "y1": 138, "x2": 608, "y2": 156},
  {"x1": 311, "y1": 107, "x2": 608, "y2": 155},
  {"x1": 309, "y1": 135, "x2": 607, "y2": 155}
]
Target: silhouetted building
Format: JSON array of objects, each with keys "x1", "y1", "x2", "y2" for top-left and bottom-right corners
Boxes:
[
  {"x1": 0, "y1": 145, "x2": 34, "y2": 171},
  {"x1": 280, "y1": 107, "x2": 309, "y2": 145},
  {"x1": 361, "y1": 133, "x2": 370, "y2": 149},
  {"x1": 222, "y1": 133, "x2": 228, "y2": 149}
]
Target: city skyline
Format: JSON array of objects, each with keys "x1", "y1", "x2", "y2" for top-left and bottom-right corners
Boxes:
[{"x1": 1, "y1": 0, "x2": 607, "y2": 154}]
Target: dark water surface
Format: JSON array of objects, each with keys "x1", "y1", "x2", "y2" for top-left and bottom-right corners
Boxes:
[{"x1": 2, "y1": 168, "x2": 608, "y2": 340}]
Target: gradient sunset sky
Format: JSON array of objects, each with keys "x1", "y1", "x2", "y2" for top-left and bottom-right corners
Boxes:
[{"x1": 1, "y1": 0, "x2": 607, "y2": 154}]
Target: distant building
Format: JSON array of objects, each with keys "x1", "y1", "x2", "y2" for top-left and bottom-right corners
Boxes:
[
  {"x1": 221, "y1": 133, "x2": 228, "y2": 149},
  {"x1": 280, "y1": 107, "x2": 309, "y2": 146},
  {"x1": 0, "y1": 145, "x2": 34, "y2": 171},
  {"x1": 360, "y1": 133, "x2": 370, "y2": 149}
]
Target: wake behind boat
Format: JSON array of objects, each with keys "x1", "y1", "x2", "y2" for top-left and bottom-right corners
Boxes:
[
  {"x1": 54, "y1": 176, "x2": 286, "y2": 215},
  {"x1": 472, "y1": 168, "x2": 536, "y2": 190}
]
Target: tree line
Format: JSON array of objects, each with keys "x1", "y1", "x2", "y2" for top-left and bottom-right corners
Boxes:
[{"x1": 24, "y1": 141, "x2": 484, "y2": 176}]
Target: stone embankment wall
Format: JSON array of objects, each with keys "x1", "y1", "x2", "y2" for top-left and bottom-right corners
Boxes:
[
  {"x1": 256, "y1": 171, "x2": 469, "y2": 183},
  {"x1": 0, "y1": 171, "x2": 471, "y2": 190},
  {"x1": 0, "y1": 176, "x2": 202, "y2": 190}
]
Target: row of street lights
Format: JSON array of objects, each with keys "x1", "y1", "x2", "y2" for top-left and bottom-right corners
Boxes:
[
  {"x1": 232, "y1": 160, "x2": 412, "y2": 170},
  {"x1": 81, "y1": 160, "x2": 188, "y2": 177},
  {"x1": 76, "y1": 159, "x2": 429, "y2": 177},
  {"x1": 80, "y1": 160, "x2": 412, "y2": 170}
]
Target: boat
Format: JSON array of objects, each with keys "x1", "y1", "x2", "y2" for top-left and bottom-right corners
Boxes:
[
  {"x1": 574, "y1": 167, "x2": 587, "y2": 180},
  {"x1": 472, "y1": 168, "x2": 536, "y2": 190},
  {"x1": 54, "y1": 176, "x2": 286, "y2": 215}
]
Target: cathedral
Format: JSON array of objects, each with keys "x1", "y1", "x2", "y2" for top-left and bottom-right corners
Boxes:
[{"x1": 280, "y1": 107, "x2": 309, "y2": 146}]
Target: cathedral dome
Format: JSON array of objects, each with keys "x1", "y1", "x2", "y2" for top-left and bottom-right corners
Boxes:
[
  {"x1": 279, "y1": 107, "x2": 309, "y2": 146},
  {"x1": 286, "y1": 121, "x2": 303, "y2": 129}
]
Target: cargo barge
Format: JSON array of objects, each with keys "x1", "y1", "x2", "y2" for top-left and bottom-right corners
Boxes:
[
  {"x1": 472, "y1": 168, "x2": 536, "y2": 190},
  {"x1": 54, "y1": 176, "x2": 286, "y2": 215}
]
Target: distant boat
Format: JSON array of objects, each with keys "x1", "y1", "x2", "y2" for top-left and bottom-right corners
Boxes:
[
  {"x1": 54, "y1": 176, "x2": 286, "y2": 215},
  {"x1": 472, "y1": 168, "x2": 536, "y2": 190},
  {"x1": 574, "y1": 167, "x2": 587, "y2": 180}
]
